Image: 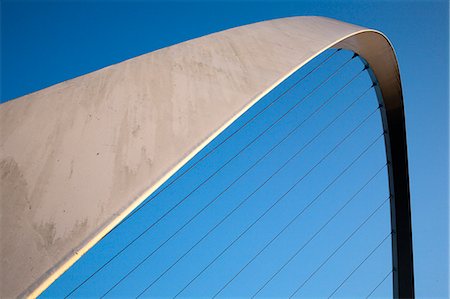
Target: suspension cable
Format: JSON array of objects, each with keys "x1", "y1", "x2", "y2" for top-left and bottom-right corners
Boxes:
[
  {"x1": 328, "y1": 232, "x2": 392, "y2": 298},
  {"x1": 175, "y1": 134, "x2": 386, "y2": 297},
  {"x1": 134, "y1": 105, "x2": 381, "y2": 298},
  {"x1": 248, "y1": 197, "x2": 388, "y2": 297},
  {"x1": 121, "y1": 49, "x2": 342, "y2": 223},
  {"x1": 70, "y1": 52, "x2": 355, "y2": 298},
  {"x1": 64, "y1": 47, "x2": 344, "y2": 299},
  {"x1": 366, "y1": 269, "x2": 393, "y2": 298},
  {"x1": 285, "y1": 198, "x2": 390, "y2": 298},
  {"x1": 101, "y1": 66, "x2": 370, "y2": 298},
  {"x1": 213, "y1": 162, "x2": 387, "y2": 298}
]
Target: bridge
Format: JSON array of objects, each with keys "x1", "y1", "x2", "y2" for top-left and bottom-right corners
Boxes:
[{"x1": 0, "y1": 16, "x2": 414, "y2": 298}]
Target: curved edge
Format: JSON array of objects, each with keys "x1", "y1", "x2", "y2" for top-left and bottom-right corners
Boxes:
[
  {"x1": 335, "y1": 30, "x2": 414, "y2": 298},
  {"x1": 27, "y1": 25, "x2": 414, "y2": 299}
]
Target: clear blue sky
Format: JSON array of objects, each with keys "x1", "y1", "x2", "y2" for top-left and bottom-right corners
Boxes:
[{"x1": 1, "y1": 0, "x2": 448, "y2": 298}]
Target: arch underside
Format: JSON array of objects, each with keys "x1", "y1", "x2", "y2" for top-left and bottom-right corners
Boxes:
[{"x1": 0, "y1": 16, "x2": 413, "y2": 298}]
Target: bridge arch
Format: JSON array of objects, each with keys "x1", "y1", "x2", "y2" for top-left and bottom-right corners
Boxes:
[{"x1": 0, "y1": 16, "x2": 413, "y2": 298}]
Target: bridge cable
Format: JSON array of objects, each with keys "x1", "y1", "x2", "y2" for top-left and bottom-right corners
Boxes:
[
  {"x1": 113, "y1": 49, "x2": 341, "y2": 225},
  {"x1": 134, "y1": 106, "x2": 382, "y2": 298},
  {"x1": 100, "y1": 65, "x2": 370, "y2": 298},
  {"x1": 282, "y1": 198, "x2": 390, "y2": 298},
  {"x1": 65, "y1": 51, "x2": 353, "y2": 298},
  {"x1": 115, "y1": 53, "x2": 356, "y2": 240},
  {"x1": 174, "y1": 133, "x2": 385, "y2": 298},
  {"x1": 366, "y1": 270, "x2": 393, "y2": 298},
  {"x1": 65, "y1": 48, "x2": 342, "y2": 299},
  {"x1": 327, "y1": 232, "x2": 392, "y2": 298},
  {"x1": 213, "y1": 162, "x2": 387, "y2": 298}
]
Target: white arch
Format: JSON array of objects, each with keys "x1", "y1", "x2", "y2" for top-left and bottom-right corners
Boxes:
[{"x1": 0, "y1": 16, "x2": 412, "y2": 298}]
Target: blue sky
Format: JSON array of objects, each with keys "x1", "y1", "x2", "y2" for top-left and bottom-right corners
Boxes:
[{"x1": 1, "y1": 0, "x2": 448, "y2": 298}]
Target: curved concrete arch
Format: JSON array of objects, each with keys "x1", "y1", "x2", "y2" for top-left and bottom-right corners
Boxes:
[{"x1": 0, "y1": 16, "x2": 413, "y2": 298}]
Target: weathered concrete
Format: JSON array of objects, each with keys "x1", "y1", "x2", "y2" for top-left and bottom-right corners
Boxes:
[{"x1": 0, "y1": 16, "x2": 403, "y2": 298}]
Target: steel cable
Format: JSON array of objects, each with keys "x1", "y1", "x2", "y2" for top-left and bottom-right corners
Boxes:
[
  {"x1": 101, "y1": 65, "x2": 370, "y2": 298},
  {"x1": 286, "y1": 198, "x2": 390, "y2": 298},
  {"x1": 176, "y1": 135, "x2": 385, "y2": 297},
  {"x1": 135, "y1": 104, "x2": 381, "y2": 298},
  {"x1": 213, "y1": 162, "x2": 388, "y2": 298},
  {"x1": 64, "y1": 45, "x2": 344, "y2": 299},
  {"x1": 328, "y1": 232, "x2": 392, "y2": 298},
  {"x1": 366, "y1": 270, "x2": 393, "y2": 298}
]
